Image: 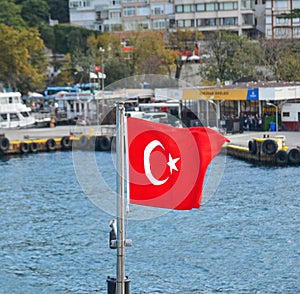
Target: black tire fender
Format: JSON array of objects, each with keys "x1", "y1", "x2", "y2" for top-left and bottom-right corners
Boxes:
[
  {"x1": 0, "y1": 137, "x2": 10, "y2": 152},
  {"x1": 46, "y1": 138, "x2": 56, "y2": 151},
  {"x1": 248, "y1": 140, "x2": 257, "y2": 155},
  {"x1": 275, "y1": 150, "x2": 288, "y2": 165},
  {"x1": 30, "y1": 142, "x2": 38, "y2": 153},
  {"x1": 262, "y1": 139, "x2": 278, "y2": 155},
  {"x1": 20, "y1": 142, "x2": 30, "y2": 153},
  {"x1": 61, "y1": 136, "x2": 72, "y2": 150},
  {"x1": 288, "y1": 148, "x2": 300, "y2": 165},
  {"x1": 95, "y1": 136, "x2": 111, "y2": 151}
]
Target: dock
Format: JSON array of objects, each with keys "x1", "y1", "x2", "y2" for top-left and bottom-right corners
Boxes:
[
  {"x1": 1, "y1": 125, "x2": 300, "y2": 166},
  {"x1": 225, "y1": 131, "x2": 300, "y2": 166},
  {"x1": 0, "y1": 125, "x2": 116, "y2": 156}
]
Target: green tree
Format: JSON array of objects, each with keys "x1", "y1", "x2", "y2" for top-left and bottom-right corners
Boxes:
[
  {"x1": 0, "y1": 24, "x2": 47, "y2": 93},
  {"x1": 0, "y1": 0, "x2": 26, "y2": 29},
  {"x1": 258, "y1": 39, "x2": 300, "y2": 82},
  {"x1": 201, "y1": 31, "x2": 261, "y2": 83},
  {"x1": 21, "y1": 0, "x2": 49, "y2": 27},
  {"x1": 47, "y1": 0, "x2": 69, "y2": 23}
]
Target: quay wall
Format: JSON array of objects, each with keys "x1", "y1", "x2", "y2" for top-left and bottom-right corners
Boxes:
[
  {"x1": 225, "y1": 135, "x2": 300, "y2": 166},
  {"x1": 0, "y1": 130, "x2": 115, "y2": 156}
]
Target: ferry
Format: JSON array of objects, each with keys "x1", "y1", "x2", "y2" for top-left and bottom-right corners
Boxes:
[{"x1": 0, "y1": 92, "x2": 35, "y2": 129}]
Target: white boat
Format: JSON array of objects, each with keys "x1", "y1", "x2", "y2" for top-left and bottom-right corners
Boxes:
[{"x1": 0, "y1": 92, "x2": 35, "y2": 129}]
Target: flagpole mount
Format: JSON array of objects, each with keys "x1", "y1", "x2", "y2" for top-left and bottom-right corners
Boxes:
[{"x1": 106, "y1": 101, "x2": 131, "y2": 294}]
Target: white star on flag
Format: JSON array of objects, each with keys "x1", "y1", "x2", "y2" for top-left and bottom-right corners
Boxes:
[{"x1": 167, "y1": 153, "x2": 180, "y2": 174}]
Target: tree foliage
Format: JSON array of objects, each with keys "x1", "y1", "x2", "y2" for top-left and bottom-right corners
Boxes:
[
  {"x1": 21, "y1": 0, "x2": 49, "y2": 27},
  {"x1": 258, "y1": 39, "x2": 300, "y2": 82},
  {"x1": 0, "y1": 24, "x2": 47, "y2": 93},
  {"x1": 47, "y1": 0, "x2": 69, "y2": 23},
  {"x1": 0, "y1": 0, "x2": 27, "y2": 29}
]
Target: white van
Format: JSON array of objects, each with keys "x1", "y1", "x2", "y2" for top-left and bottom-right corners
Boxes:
[{"x1": 142, "y1": 112, "x2": 168, "y2": 123}]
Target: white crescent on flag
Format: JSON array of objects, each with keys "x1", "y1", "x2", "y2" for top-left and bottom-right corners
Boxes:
[
  {"x1": 144, "y1": 140, "x2": 180, "y2": 186},
  {"x1": 144, "y1": 140, "x2": 169, "y2": 186}
]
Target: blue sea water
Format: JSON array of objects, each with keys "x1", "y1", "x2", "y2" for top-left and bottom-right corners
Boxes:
[{"x1": 0, "y1": 152, "x2": 299, "y2": 293}]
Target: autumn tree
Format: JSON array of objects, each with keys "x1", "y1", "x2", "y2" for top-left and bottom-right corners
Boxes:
[
  {"x1": 168, "y1": 29, "x2": 203, "y2": 79},
  {"x1": 0, "y1": 24, "x2": 47, "y2": 93},
  {"x1": 258, "y1": 39, "x2": 300, "y2": 82}
]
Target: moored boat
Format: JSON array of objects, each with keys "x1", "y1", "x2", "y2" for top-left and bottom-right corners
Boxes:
[{"x1": 0, "y1": 92, "x2": 35, "y2": 129}]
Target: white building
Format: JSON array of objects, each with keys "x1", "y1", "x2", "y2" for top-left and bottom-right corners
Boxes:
[
  {"x1": 68, "y1": 0, "x2": 300, "y2": 40},
  {"x1": 265, "y1": 0, "x2": 300, "y2": 39},
  {"x1": 173, "y1": 0, "x2": 256, "y2": 37}
]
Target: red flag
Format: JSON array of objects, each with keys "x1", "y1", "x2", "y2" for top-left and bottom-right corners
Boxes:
[
  {"x1": 127, "y1": 117, "x2": 229, "y2": 210},
  {"x1": 94, "y1": 65, "x2": 102, "y2": 73}
]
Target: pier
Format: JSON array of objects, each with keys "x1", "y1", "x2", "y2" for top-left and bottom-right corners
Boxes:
[
  {"x1": 0, "y1": 125, "x2": 116, "y2": 156},
  {"x1": 1, "y1": 125, "x2": 299, "y2": 166},
  {"x1": 225, "y1": 131, "x2": 300, "y2": 166}
]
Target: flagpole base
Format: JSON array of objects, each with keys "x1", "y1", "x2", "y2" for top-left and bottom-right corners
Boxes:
[{"x1": 107, "y1": 276, "x2": 130, "y2": 294}]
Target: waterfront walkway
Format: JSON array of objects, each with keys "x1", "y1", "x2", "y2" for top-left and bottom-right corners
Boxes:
[
  {"x1": 1, "y1": 125, "x2": 115, "y2": 141},
  {"x1": 1, "y1": 125, "x2": 299, "y2": 149}
]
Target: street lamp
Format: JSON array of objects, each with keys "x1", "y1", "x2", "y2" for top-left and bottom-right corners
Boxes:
[
  {"x1": 266, "y1": 102, "x2": 278, "y2": 132},
  {"x1": 208, "y1": 99, "x2": 218, "y2": 129},
  {"x1": 99, "y1": 47, "x2": 105, "y2": 95},
  {"x1": 206, "y1": 96, "x2": 218, "y2": 128}
]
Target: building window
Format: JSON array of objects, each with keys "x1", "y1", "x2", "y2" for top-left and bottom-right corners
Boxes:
[
  {"x1": 124, "y1": 7, "x2": 135, "y2": 16},
  {"x1": 243, "y1": 14, "x2": 254, "y2": 25},
  {"x1": 276, "y1": 17, "x2": 289, "y2": 25},
  {"x1": 223, "y1": 17, "x2": 237, "y2": 25},
  {"x1": 152, "y1": 6, "x2": 164, "y2": 15},
  {"x1": 196, "y1": 4, "x2": 205, "y2": 11},
  {"x1": 177, "y1": 20, "x2": 184, "y2": 28},
  {"x1": 293, "y1": 27, "x2": 300, "y2": 36},
  {"x1": 241, "y1": 0, "x2": 253, "y2": 10},
  {"x1": 183, "y1": 4, "x2": 195, "y2": 12},
  {"x1": 204, "y1": 18, "x2": 216, "y2": 26},
  {"x1": 275, "y1": 28, "x2": 291, "y2": 37},
  {"x1": 219, "y1": 2, "x2": 238, "y2": 10},
  {"x1": 206, "y1": 3, "x2": 216, "y2": 11},
  {"x1": 293, "y1": 18, "x2": 300, "y2": 24},
  {"x1": 266, "y1": 16, "x2": 272, "y2": 24},
  {"x1": 138, "y1": 7, "x2": 149, "y2": 16},
  {"x1": 176, "y1": 5, "x2": 183, "y2": 13},
  {"x1": 153, "y1": 19, "x2": 166, "y2": 29},
  {"x1": 274, "y1": 1, "x2": 289, "y2": 9}
]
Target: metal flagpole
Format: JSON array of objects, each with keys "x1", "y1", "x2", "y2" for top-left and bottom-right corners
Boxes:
[{"x1": 116, "y1": 101, "x2": 125, "y2": 294}]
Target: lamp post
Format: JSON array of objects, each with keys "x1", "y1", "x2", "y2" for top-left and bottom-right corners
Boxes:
[
  {"x1": 266, "y1": 102, "x2": 278, "y2": 132},
  {"x1": 208, "y1": 99, "x2": 218, "y2": 129},
  {"x1": 99, "y1": 47, "x2": 105, "y2": 96}
]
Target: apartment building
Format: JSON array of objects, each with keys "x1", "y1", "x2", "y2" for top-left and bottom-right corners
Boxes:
[
  {"x1": 122, "y1": 0, "x2": 174, "y2": 31},
  {"x1": 68, "y1": 0, "x2": 300, "y2": 40},
  {"x1": 173, "y1": 0, "x2": 256, "y2": 37},
  {"x1": 265, "y1": 0, "x2": 300, "y2": 39}
]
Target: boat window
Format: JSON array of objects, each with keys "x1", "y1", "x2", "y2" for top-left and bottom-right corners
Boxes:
[
  {"x1": 0, "y1": 114, "x2": 7, "y2": 121},
  {"x1": 9, "y1": 97, "x2": 13, "y2": 103},
  {"x1": 13, "y1": 97, "x2": 19, "y2": 103},
  {"x1": 10, "y1": 113, "x2": 20, "y2": 121},
  {"x1": 21, "y1": 112, "x2": 29, "y2": 118}
]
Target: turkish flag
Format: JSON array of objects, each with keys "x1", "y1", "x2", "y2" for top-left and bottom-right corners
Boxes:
[
  {"x1": 94, "y1": 65, "x2": 102, "y2": 73},
  {"x1": 127, "y1": 117, "x2": 229, "y2": 210}
]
